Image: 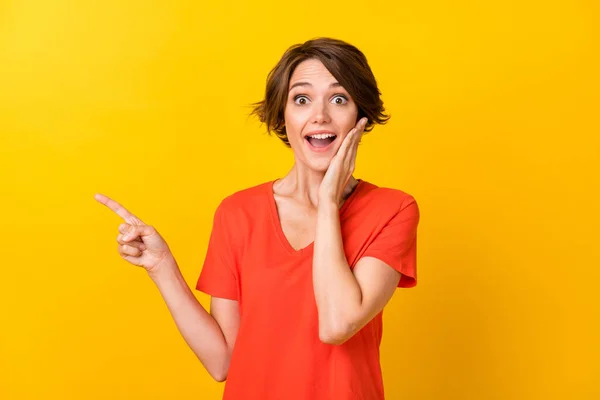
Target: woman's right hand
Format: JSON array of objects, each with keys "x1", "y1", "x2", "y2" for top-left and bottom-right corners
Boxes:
[{"x1": 95, "y1": 193, "x2": 174, "y2": 275}]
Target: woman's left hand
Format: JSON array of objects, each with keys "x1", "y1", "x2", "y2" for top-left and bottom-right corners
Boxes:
[{"x1": 318, "y1": 117, "x2": 368, "y2": 207}]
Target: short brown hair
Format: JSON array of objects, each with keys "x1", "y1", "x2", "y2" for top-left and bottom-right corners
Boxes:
[{"x1": 250, "y1": 37, "x2": 390, "y2": 147}]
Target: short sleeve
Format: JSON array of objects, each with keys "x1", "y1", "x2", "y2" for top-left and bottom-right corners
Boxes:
[
  {"x1": 195, "y1": 201, "x2": 239, "y2": 300},
  {"x1": 361, "y1": 195, "x2": 420, "y2": 288}
]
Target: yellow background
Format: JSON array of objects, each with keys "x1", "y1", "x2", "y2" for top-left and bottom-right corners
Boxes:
[{"x1": 1, "y1": 0, "x2": 598, "y2": 399}]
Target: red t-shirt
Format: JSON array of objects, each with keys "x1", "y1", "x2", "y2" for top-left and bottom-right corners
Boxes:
[{"x1": 196, "y1": 179, "x2": 419, "y2": 400}]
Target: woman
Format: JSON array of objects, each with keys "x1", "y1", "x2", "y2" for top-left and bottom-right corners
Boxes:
[{"x1": 95, "y1": 37, "x2": 420, "y2": 400}]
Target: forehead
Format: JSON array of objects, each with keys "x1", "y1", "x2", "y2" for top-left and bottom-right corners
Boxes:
[{"x1": 289, "y1": 59, "x2": 337, "y2": 87}]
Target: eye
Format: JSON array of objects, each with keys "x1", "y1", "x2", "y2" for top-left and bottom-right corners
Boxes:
[
  {"x1": 294, "y1": 95, "x2": 309, "y2": 105},
  {"x1": 332, "y1": 95, "x2": 348, "y2": 105}
]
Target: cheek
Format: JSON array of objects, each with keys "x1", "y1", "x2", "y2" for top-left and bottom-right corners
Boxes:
[
  {"x1": 332, "y1": 103, "x2": 358, "y2": 124},
  {"x1": 337, "y1": 112, "x2": 358, "y2": 134},
  {"x1": 284, "y1": 108, "x2": 308, "y2": 137},
  {"x1": 285, "y1": 110, "x2": 304, "y2": 125}
]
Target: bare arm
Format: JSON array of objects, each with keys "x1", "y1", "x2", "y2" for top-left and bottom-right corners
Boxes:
[
  {"x1": 148, "y1": 256, "x2": 240, "y2": 382},
  {"x1": 313, "y1": 118, "x2": 401, "y2": 345},
  {"x1": 313, "y1": 201, "x2": 400, "y2": 345},
  {"x1": 94, "y1": 193, "x2": 240, "y2": 381}
]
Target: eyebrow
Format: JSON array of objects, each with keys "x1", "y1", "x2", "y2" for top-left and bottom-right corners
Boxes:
[{"x1": 288, "y1": 81, "x2": 343, "y2": 92}]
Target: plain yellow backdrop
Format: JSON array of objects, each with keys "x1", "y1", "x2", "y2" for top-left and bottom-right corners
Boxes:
[{"x1": 1, "y1": 0, "x2": 598, "y2": 399}]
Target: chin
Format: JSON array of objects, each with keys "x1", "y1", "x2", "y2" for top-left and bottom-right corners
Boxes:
[
  {"x1": 306, "y1": 157, "x2": 332, "y2": 173},
  {"x1": 291, "y1": 143, "x2": 335, "y2": 172}
]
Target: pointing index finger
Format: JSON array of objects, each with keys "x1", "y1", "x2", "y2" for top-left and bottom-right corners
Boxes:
[{"x1": 94, "y1": 193, "x2": 145, "y2": 225}]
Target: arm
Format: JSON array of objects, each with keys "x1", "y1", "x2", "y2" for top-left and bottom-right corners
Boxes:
[
  {"x1": 313, "y1": 200, "x2": 400, "y2": 345},
  {"x1": 148, "y1": 256, "x2": 240, "y2": 382},
  {"x1": 93, "y1": 193, "x2": 239, "y2": 380}
]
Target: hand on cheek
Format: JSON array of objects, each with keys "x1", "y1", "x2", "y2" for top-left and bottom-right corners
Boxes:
[{"x1": 318, "y1": 117, "x2": 368, "y2": 206}]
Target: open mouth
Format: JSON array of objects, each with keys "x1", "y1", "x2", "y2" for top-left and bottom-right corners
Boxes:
[{"x1": 305, "y1": 133, "x2": 337, "y2": 149}]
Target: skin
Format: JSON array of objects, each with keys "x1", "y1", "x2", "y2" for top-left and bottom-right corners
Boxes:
[
  {"x1": 273, "y1": 58, "x2": 362, "y2": 250},
  {"x1": 275, "y1": 59, "x2": 401, "y2": 344},
  {"x1": 93, "y1": 195, "x2": 237, "y2": 382},
  {"x1": 93, "y1": 58, "x2": 401, "y2": 381}
]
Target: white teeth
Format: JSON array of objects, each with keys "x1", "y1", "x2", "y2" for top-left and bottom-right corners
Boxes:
[{"x1": 308, "y1": 133, "x2": 336, "y2": 139}]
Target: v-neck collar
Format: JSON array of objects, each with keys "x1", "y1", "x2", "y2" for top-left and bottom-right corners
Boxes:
[{"x1": 266, "y1": 179, "x2": 365, "y2": 256}]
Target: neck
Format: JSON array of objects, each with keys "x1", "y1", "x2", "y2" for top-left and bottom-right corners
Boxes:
[{"x1": 275, "y1": 163, "x2": 359, "y2": 208}]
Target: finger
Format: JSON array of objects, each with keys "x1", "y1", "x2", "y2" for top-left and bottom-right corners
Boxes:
[
  {"x1": 339, "y1": 119, "x2": 366, "y2": 162},
  {"x1": 338, "y1": 127, "x2": 359, "y2": 156},
  {"x1": 354, "y1": 117, "x2": 367, "y2": 143},
  {"x1": 118, "y1": 223, "x2": 145, "y2": 239},
  {"x1": 116, "y1": 234, "x2": 145, "y2": 250},
  {"x1": 348, "y1": 140, "x2": 359, "y2": 171},
  {"x1": 342, "y1": 118, "x2": 367, "y2": 151},
  {"x1": 94, "y1": 194, "x2": 145, "y2": 225},
  {"x1": 121, "y1": 253, "x2": 145, "y2": 267},
  {"x1": 121, "y1": 224, "x2": 157, "y2": 242},
  {"x1": 352, "y1": 119, "x2": 366, "y2": 152},
  {"x1": 348, "y1": 126, "x2": 362, "y2": 158},
  {"x1": 340, "y1": 122, "x2": 364, "y2": 170},
  {"x1": 119, "y1": 243, "x2": 143, "y2": 257},
  {"x1": 121, "y1": 254, "x2": 144, "y2": 267},
  {"x1": 352, "y1": 117, "x2": 367, "y2": 144},
  {"x1": 118, "y1": 223, "x2": 131, "y2": 235}
]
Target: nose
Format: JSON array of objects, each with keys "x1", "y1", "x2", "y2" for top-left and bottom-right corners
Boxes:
[{"x1": 312, "y1": 100, "x2": 330, "y2": 124}]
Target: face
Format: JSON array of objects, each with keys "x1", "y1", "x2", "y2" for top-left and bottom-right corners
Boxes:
[{"x1": 284, "y1": 58, "x2": 359, "y2": 172}]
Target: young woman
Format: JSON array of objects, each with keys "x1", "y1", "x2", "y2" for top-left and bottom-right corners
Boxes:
[{"x1": 95, "y1": 37, "x2": 420, "y2": 400}]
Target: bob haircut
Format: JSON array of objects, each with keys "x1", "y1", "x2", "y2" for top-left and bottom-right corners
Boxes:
[{"x1": 251, "y1": 37, "x2": 390, "y2": 147}]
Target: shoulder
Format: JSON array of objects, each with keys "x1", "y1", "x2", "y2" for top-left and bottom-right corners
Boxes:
[
  {"x1": 213, "y1": 180, "x2": 273, "y2": 220},
  {"x1": 358, "y1": 181, "x2": 419, "y2": 216}
]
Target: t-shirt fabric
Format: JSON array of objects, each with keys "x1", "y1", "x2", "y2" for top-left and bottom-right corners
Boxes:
[{"x1": 196, "y1": 179, "x2": 420, "y2": 400}]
